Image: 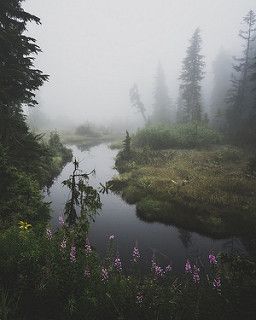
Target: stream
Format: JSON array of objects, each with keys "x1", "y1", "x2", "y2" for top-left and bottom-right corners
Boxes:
[{"x1": 45, "y1": 143, "x2": 246, "y2": 271}]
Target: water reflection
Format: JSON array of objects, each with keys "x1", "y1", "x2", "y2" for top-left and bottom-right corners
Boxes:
[{"x1": 45, "y1": 143, "x2": 249, "y2": 271}]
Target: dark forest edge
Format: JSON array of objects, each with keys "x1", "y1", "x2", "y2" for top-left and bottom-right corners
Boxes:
[{"x1": 0, "y1": 131, "x2": 72, "y2": 228}]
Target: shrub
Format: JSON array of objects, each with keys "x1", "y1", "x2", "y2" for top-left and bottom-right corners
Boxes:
[{"x1": 133, "y1": 124, "x2": 223, "y2": 150}]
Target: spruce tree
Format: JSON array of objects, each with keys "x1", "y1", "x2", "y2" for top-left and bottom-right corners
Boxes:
[
  {"x1": 178, "y1": 28, "x2": 205, "y2": 123},
  {"x1": 0, "y1": 0, "x2": 48, "y2": 146},
  {"x1": 226, "y1": 10, "x2": 256, "y2": 141},
  {"x1": 151, "y1": 62, "x2": 172, "y2": 125}
]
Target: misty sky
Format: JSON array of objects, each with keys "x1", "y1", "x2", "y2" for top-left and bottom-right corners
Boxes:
[{"x1": 24, "y1": 0, "x2": 256, "y2": 126}]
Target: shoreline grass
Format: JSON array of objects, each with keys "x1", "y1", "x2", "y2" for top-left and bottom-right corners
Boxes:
[{"x1": 112, "y1": 145, "x2": 256, "y2": 237}]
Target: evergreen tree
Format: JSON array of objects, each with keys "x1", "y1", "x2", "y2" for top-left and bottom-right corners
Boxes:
[
  {"x1": 129, "y1": 84, "x2": 147, "y2": 123},
  {"x1": 226, "y1": 10, "x2": 256, "y2": 141},
  {"x1": 178, "y1": 28, "x2": 205, "y2": 123},
  {"x1": 0, "y1": 0, "x2": 48, "y2": 147},
  {"x1": 151, "y1": 62, "x2": 172, "y2": 125},
  {"x1": 210, "y1": 49, "x2": 232, "y2": 129},
  {"x1": 0, "y1": 0, "x2": 50, "y2": 224}
]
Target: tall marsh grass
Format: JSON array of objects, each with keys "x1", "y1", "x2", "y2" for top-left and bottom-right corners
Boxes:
[{"x1": 133, "y1": 124, "x2": 223, "y2": 150}]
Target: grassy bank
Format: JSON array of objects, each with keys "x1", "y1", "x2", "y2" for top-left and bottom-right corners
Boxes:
[
  {"x1": 112, "y1": 137, "x2": 256, "y2": 237},
  {"x1": 60, "y1": 132, "x2": 118, "y2": 147},
  {"x1": 60, "y1": 124, "x2": 121, "y2": 148}
]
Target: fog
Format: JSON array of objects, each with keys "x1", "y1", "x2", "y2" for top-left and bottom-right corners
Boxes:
[{"x1": 24, "y1": 0, "x2": 255, "y2": 127}]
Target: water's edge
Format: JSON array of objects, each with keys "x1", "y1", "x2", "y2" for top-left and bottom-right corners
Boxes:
[{"x1": 45, "y1": 143, "x2": 246, "y2": 270}]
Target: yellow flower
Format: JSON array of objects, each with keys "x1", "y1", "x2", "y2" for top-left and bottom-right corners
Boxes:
[{"x1": 18, "y1": 221, "x2": 32, "y2": 231}]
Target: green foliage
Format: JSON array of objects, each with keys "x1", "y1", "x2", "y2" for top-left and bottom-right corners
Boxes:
[
  {"x1": 0, "y1": 224, "x2": 255, "y2": 320},
  {"x1": 0, "y1": 131, "x2": 72, "y2": 227},
  {"x1": 109, "y1": 140, "x2": 123, "y2": 150},
  {"x1": 63, "y1": 159, "x2": 101, "y2": 227},
  {"x1": 133, "y1": 124, "x2": 222, "y2": 150},
  {"x1": 114, "y1": 145, "x2": 256, "y2": 236},
  {"x1": 116, "y1": 131, "x2": 132, "y2": 163},
  {"x1": 48, "y1": 131, "x2": 72, "y2": 163},
  {"x1": 0, "y1": 143, "x2": 49, "y2": 227}
]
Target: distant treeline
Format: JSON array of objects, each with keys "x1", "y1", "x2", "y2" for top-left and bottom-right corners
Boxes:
[{"x1": 130, "y1": 11, "x2": 256, "y2": 145}]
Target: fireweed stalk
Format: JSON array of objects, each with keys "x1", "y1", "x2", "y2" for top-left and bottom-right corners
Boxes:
[
  {"x1": 70, "y1": 244, "x2": 76, "y2": 263},
  {"x1": 132, "y1": 245, "x2": 140, "y2": 263},
  {"x1": 85, "y1": 238, "x2": 92, "y2": 255},
  {"x1": 114, "y1": 256, "x2": 122, "y2": 272},
  {"x1": 46, "y1": 228, "x2": 52, "y2": 240},
  {"x1": 101, "y1": 267, "x2": 109, "y2": 282},
  {"x1": 209, "y1": 253, "x2": 217, "y2": 265}
]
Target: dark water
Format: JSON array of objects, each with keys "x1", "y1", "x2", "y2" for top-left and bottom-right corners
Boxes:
[{"x1": 45, "y1": 143, "x2": 245, "y2": 271}]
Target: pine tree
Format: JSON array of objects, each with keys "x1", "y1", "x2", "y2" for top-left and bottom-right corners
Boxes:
[
  {"x1": 178, "y1": 28, "x2": 205, "y2": 123},
  {"x1": 226, "y1": 10, "x2": 256, "y2": 141},
  {"x1": 151, "y1": 62, "x2": 172, "y2": 125},
  {"x1": 0, "y1": 0, "x2": 48, "y2": 146}
]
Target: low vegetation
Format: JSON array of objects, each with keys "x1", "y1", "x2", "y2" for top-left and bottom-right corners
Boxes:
[
  {"x1": 112, "y1": 126, "x2": 256, "y2": 237},
  {"x1": 0, "y1": 132, "x2": 72, "y2": 228},
  {"x1": 61, "y1": 123, "x2": 120, "y2": 147},
  {"x1": 0, "y1": 222, "x2": 255, "y2": 320},
  {"x1": 133, "y1": 124, "x2": 223, "y2": 150}
]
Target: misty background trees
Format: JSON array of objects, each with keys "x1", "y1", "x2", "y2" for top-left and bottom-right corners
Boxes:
[
  {"x1": 226, "y1": 10, "x2": 256, "y2": 143},
  {"x1": 178, "y1": 28, "x2": 205, "y2": 124},
  {"x1": 128, "y1": 11, "x2": 256, "y2": 146},
  {"x1": 151, "y1": 63, "x2": 173, "y2": 125}
]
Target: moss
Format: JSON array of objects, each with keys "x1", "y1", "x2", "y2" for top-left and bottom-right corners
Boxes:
[{"x1": 113, "y1": 145, "x2": 256, "y2": 237}]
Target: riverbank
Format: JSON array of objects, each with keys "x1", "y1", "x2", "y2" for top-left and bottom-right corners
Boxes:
[
  {"x1": 0, "y1": 132, "x2": 72, "y2": 228},
  {"x1": 60, "y1": 131, "x2": 120, "y2": 148},
  {"x1": 112, "y1": 145, "x2": 256, "y2": 237}
]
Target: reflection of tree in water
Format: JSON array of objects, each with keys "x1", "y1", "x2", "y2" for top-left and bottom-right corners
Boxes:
[{"x1": 178, "y1": 228, "x2": 192, "y2": 249}]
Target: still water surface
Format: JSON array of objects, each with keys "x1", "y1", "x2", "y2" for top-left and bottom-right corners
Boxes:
[{"x1": 45, "y1": 144, "x2": 245, "y2": 270}]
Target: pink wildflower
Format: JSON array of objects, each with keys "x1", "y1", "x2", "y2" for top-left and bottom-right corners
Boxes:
[
  {"x1": 70, "y1": 244, "x2": 76, "y2": 263},
  {"x1": 151, "y1": 255, "x2": 164, "y2": 278},
  {"x1": 185, "y1": 259, "x2": 192, "y2": 273},
  {"x1": 132, "y1": 246, "x2": 140, "y2": 263},
  {"x1": 213, "y1": 276, "x2": 221, "y2": 290},
  {"x1": 192, "y1": 265, "x2": 200, "y2": 284},
  {"x1": 60, "y1": 237, "x2": 67, "y2": 251},
  {"x1": 101, "y1": 267, "x2": 109, "y2": 281},
  {"x1": 154, "y1": 265, "x2": 165, "y2": 278},
  {"x1": 151, "y1": 254, "x2": 157, "y2": 271},
  {"x1": 85, "y1": 238, "x2": 92, "y2": 255},
  {"x1": 165, "y1": 264, "x2": 172, "y2": 273},
  {"x1": 114, "y1": 256, "x2": 122, "y2": 272},
  {"x1": 58, "y1": 215, "x2": 65, "y2": 227},
  {"x1": 136, "y1": 292, "x2": 144, "y2": 304},
  {"x1": 46, "y1": 228, "x2": 52, "y2": 240},
  {"x1": 209, "y1": 254, "x2": 217, "y2": 265}
]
